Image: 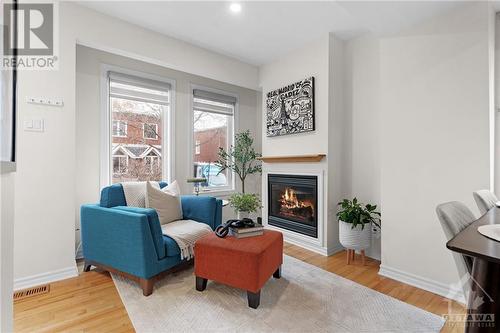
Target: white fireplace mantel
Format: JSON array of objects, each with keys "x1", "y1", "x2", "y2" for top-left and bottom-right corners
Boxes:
[
  {"x1": 258, "y1": 154, "x2": 326, "y2": 163},
  {"x1": 262, "y1": 166, "x2": 333, "y2": 256}
]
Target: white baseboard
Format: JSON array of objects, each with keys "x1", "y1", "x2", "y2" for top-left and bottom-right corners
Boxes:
[
  {"x1": 379, "y1": 264, "x2": 465, "y2": 304},
  {"x1": 284, "y1": 236, "x2": 343, "y2": 256},
  {"x1": 14, "y1": 265, "x2": 79, "y2": 291}
]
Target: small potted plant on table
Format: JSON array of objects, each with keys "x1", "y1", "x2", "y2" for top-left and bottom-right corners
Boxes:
[
  {"x1": 229, "y1": 193, "x2": 261, "y2": 219},
  {"x1": 337, "y1": 198, "x2": 381, "y2": 265}
]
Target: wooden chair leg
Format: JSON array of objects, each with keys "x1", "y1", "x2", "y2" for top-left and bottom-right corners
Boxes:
[
  {"x1": 140, "y1": 278, "x2": 154, "y2": 296},
  {"x1": 361, "y1": 250, "x2": 366, "y2": 265}
]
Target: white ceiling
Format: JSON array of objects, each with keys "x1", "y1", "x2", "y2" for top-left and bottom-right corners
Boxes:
[{"x1": 77, "y1": 1, "x2": 460, "y2": 66}]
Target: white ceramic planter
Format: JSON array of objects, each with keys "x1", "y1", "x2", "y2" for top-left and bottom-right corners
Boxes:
[
  {"x1": 339, "y1": 220, "x2": 372, "y2": 250},
  {"x1": 237, "y1": 211, "x2": 250, "y2": 220}
]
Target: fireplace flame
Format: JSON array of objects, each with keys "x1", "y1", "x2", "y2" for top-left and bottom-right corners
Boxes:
[{"x1": 279, "y1": 187, "x2": 314, "y2": 217}]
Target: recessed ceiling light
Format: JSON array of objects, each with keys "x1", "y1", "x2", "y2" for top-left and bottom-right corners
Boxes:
[{"x1": 229, "y1": 3, "x2": 242, "y2": 14}]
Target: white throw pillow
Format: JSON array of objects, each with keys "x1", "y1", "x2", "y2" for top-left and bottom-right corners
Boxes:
[{"x1": 146, "y1": 180, "x2": 183, "y2": 224}]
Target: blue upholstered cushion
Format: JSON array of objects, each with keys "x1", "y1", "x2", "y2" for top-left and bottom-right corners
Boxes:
[
  {"x1": 100, "y1": 182, "x2": 168, "y2": 208},
  {"x1": 113, "y1": 206, "x2": 166, "y2": 260},
  {"x1": 100, "y1": 184, "x2": 126, "y2": 208},
  {"x1": 163, "y1": 235, "x2": 181, "y2": 257},
  {"x1": 181, "y1": 195, "x2": 218, "y2": 229},
  {"x1": 81, "y1": 204, "x2": 162, "y2": 278}
]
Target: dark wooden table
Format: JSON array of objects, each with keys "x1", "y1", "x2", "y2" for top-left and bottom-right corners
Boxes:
[{"x1": 447, "y1": 207, "x2": 500, "y2": 332}]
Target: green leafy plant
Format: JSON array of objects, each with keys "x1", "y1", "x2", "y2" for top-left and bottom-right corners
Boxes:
[
  {"x1": 216, "y1": 130, "x2": 262, "y2": 193},
  {"x1": 336, "y1": 198, "x2": 381, "y2": 230},
  {"x1": 229, "y1": 193, "x2": 261, "y2": 213}
]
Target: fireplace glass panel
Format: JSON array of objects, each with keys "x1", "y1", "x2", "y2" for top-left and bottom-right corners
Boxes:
[
  {"x1": 268, "y1": 174, "x2": 318, "y2": 237},
  {"x1": 270, "y1": 184, "x2": 316, "y2": 225}
]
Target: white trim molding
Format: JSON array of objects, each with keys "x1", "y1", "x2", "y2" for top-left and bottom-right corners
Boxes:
[
  {"x1": 99, "y1": 64, "x2": 176, "y2": 188},
  {"x1": 14, "y1": 265, "x2": 79, "y2": 291},
  {"x1": 262, "y1": 166, "x2": 332, "y2": 255},
  {"x1": 187, "y1": 83, "x2": 239, "y2": 194},
  {"x1": 378, "y1": 264, "x2": 466, "y2": 304}
]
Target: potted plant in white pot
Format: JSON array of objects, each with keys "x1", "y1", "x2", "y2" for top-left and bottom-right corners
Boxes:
[
  {"x1": 337, "y1": 198, "x2": 381, "y2": 263},
  {"x1": 216, "y1": 130, "x2": 262, "y2": 219},
  {"x1": 229, "y1": 193, "x2": 261, "y2": 219}
]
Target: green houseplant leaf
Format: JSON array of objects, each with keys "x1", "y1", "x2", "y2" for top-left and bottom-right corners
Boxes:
[
  {"x1": 215, "y1": 130, "x2": 262, "y2": 194},
  {"x1": 336, "y1": 198, "x2": 381, "y2": 230},
  {"x1": 229, "y1": 193, "x2": 261, "y2": 213}
]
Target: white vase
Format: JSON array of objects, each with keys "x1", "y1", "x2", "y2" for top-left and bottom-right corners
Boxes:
[
  {"x1": 237, "y1": 211, "x2": 249, "y2": 220},
  {"x1": 338, "y1": 220, "x2": 372, "y2": 250}
]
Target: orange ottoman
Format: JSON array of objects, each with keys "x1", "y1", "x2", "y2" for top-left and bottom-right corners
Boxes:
[{"x1": 194, "y1": 230, "x2": 283, "y2": 309}]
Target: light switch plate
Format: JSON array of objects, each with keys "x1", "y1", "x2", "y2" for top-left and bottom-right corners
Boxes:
[{"x1": 24, "y1": 118, "x2": 44, "y2": 132}]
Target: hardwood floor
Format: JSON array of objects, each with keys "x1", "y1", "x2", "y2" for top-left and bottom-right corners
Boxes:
[
  {"x1": 14, "y1": 244, "x2": 465, "y2": 332},
  {"x1": 14, "y1": 269, "x2": 134, "y2": 333}
]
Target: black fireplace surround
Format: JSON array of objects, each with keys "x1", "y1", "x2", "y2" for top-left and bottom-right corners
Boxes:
[{"x1": 268, "y1": 174, "x2": 318, "y2": 238}]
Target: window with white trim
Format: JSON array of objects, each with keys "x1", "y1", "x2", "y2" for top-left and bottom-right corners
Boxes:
[
  {"x1": 108, "y1": 71, "x2": 171, "y2": 183},
  {"x1": 143, "y1": 123, "x2": 158, "y2": 139},
  {"x1": 112, "y1": 120, "x2": 127, "y2": 137},
  {"x1": 113, "y1": 155, "x2": 128, "y2": 174},
  {"x1": 192, "y1": 88, "x2": 235, "y2": 192},
  {"x1": 145, "y1": 155, "x2": 160, "y2": 173},
  {"x1": 195, "y1": 140, "x2": 201, "y2": 155}
]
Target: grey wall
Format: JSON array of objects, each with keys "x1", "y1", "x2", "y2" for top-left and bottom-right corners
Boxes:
[{"x1": 75, "y1": 45, "x2": 262, "y2": 251}]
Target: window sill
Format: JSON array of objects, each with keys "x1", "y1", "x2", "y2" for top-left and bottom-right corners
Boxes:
[{"x1": 193, "y1": 188, "x2": 235, "y2": 198}]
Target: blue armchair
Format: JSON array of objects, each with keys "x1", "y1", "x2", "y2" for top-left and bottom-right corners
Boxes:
[{"x1": 80, "y1": 182, "x2": 222, "y2": 296}]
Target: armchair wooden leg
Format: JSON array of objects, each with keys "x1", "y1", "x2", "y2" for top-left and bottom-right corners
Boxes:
[{"x1": 140, "y1": 278, "x2": 154, "y2": 296}]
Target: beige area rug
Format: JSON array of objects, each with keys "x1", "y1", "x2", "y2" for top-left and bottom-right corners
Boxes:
[{"x1": 112, "y1": 255, "x2": 445, "y2": 332}]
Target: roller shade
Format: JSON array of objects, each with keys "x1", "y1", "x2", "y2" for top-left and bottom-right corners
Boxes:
[
  {"x1": 108, "y1": 71, "x2": 171, "y2": 106},
  {"x1": 193, "y1": 89, "x2": 236, "y2": 116}
]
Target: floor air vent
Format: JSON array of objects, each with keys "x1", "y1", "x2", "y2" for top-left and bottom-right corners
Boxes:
[{"x1": 14, "y1": 284, "x2": 50, "y2": 300}]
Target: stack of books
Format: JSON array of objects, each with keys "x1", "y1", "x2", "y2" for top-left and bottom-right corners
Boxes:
[{"x1": 230, "y1": 224, "x2": 264, "y2": 239}]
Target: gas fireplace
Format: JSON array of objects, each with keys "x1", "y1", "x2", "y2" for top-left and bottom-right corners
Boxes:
[{"x1": 268, "y1": 174, "x2": 318, "y2": 237}]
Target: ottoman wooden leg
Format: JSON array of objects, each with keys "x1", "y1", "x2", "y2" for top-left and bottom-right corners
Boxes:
[
  {"x1": 196, "y1": 276, "x2": 207, "y2": 291},
  {"x1": 273, "y1": 266, "x2": 281, "y2": 279},
  {"x1": 247, "y1": 290, "x2": 261, "y2": 309}
]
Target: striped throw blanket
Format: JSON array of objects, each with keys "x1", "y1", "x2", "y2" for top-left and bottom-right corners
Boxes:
[{"x1": 161, "y1": 220, "x2": 212, "y2": 260}]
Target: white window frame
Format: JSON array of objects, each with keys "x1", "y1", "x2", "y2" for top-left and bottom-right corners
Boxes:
[
  {"x1": 189, "y1": 83, "x2": 238, "y2": 195},
  {"x1": 112, "y1": 120, "x2": 128, "y2": 137},
  {"x1": 143, "y1": 123, "x2": 158, "y2": 140},
  {"x1": 195, "y1": 140, "x2": 201, "y2": 155},
  {"x1": 100, "y1": 64, "x2": 176, "y2": 187},
  {"x1": 112, "y1": 154, "x2": 129, "y2": 174},
  {"x1": 145, "y1": 155, "x2": 160, "y2": 173}
]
